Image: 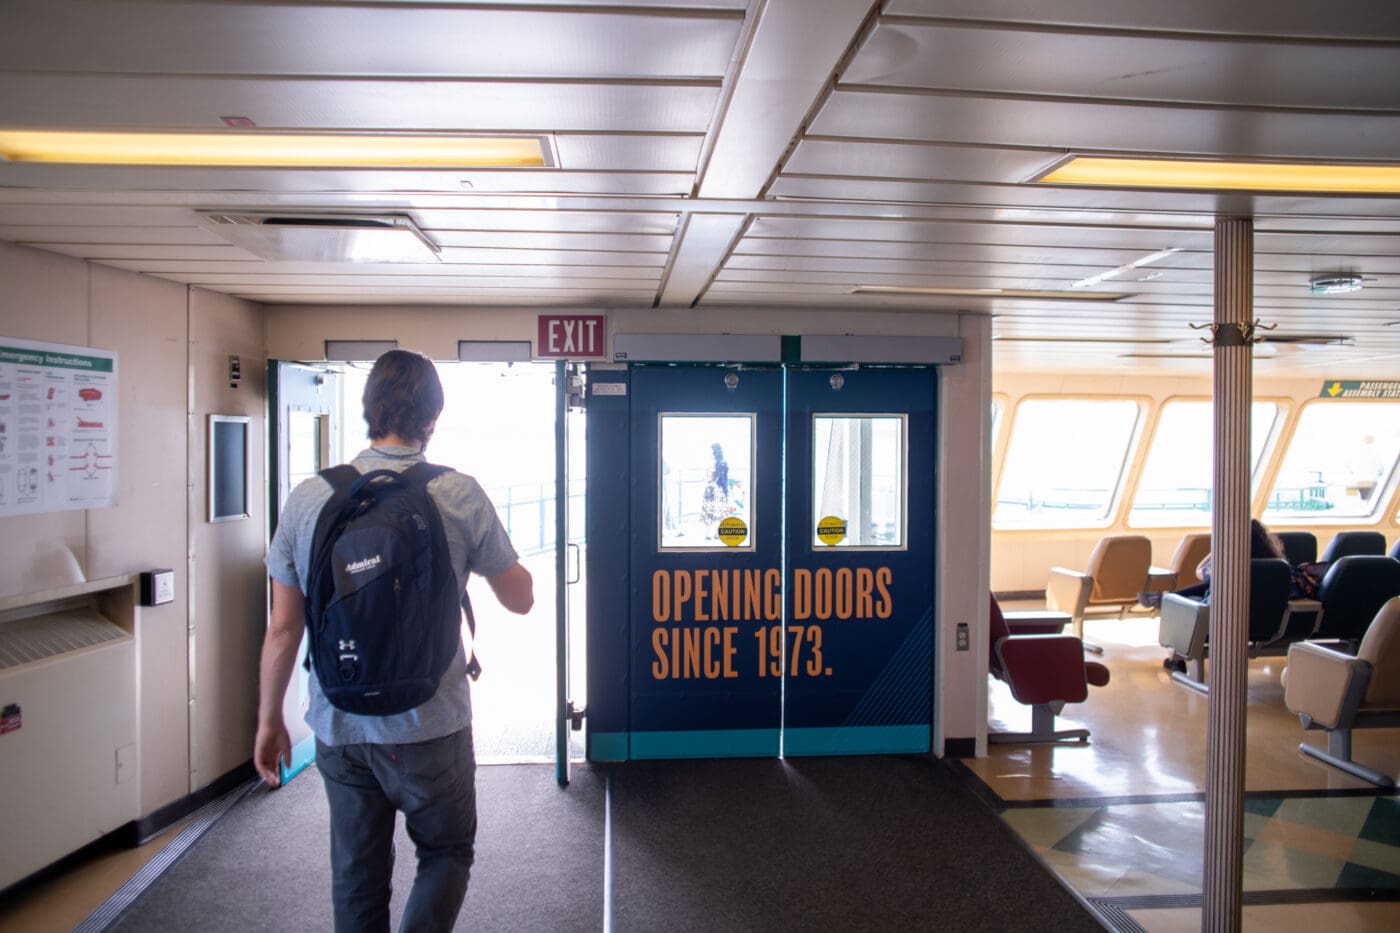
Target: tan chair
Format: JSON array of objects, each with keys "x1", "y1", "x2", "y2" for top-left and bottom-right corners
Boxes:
[
  {"x1": 1167, "y1": 532, "x2": 1212, "y2": 589},
  {"x1": 1046, "y1": 534, "x2": 1162, "y2": 651},
  {"x1": 1282, "y1": 596, "x2": 1400, "y2": 788}
]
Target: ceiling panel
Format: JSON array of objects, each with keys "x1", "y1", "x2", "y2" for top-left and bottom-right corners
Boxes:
[
  {"x1": 0, "y1": 75, "x2": 720, "y2": 133},
  {"x1": 0, "y1": 1, "x2": 742, "y2": 78},
  {"x1": 724, "y1": 250, "x2": 1400, "y2": 278},
  {"x1": 434, "y1": 248, "x2": 668, "y2": 267},
  {"x1": 784, "y1": 140, "x2": 1063, "y2": 184},
  {"x1": 160, "y1": 266, "x2": 662, "y2": 285},
  {"x1": 844, "y1": 22, "x2": 1400, "y2": 110},
  {"x1": 0, "y1": 225, "x2": 226, "y2": 246},
  {"x1": 882, "y1": 0, "x2": 1400, "y2": 40},
  {"x1": 219, "y1": 284, "x2": 659, "y2": 301},
  {"x1": 429, "y1": 231, "x2": 673, "y2": 252},
  {"x1": 554, "y1": 135, "x2": 704, "y2": 172},
  {"x1": 406, "y1": 210, "x2": 680, "y2": 235},
  {"x1": 769, "y1": 175, "x2": 1400, "y2": 225},
  {"x1": 36, "y1": 244, "x2": 260, "y2": 261},
  {"x1": 0, "y1": 164, "x2": 696, "y2": 197},
  {"x1": 745, "y1": 217, "x2": 1214, "y2": 248},
  {"x1": 812, "y1": 89, "x2": 1400, "y2": 160}
]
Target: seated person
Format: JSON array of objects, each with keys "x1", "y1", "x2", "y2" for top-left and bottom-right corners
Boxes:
[
  {"x1": 1144, "y1": 519, "x2": 1324, "y2": 607},
  {"x1": 1155, "y1": 520, "x2": 1326, "y2": 672}
]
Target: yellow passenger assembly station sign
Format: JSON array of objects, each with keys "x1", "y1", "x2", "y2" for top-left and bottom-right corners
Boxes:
[{"x1": 1321, "y1": 380, "x2": 1400, "y2": 398}]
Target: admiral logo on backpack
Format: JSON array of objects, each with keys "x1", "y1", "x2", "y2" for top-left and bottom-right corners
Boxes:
[
  {"x1": 345, "y1": 555, "x2": 382, "y2": 575},
  {"x1": 305, "y1": 462, "x2": 462, "y2": 715}
]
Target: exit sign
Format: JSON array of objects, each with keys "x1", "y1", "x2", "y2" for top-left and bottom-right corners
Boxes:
[{"x1": 537, "y1": 314, "x2": 607, "y2": 359}]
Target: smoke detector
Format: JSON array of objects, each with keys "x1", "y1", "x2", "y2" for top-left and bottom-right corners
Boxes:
[{"x1": 1307, "y1": 273, "x2": 1364, "y2": 295}]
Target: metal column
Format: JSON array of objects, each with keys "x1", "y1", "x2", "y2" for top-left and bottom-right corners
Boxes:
[{"x1": 1203, "y1": 217, "x2": 1254, "y2": 932}]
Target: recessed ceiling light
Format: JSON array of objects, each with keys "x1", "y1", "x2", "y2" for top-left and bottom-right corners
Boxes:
[
  {"x1": 1070, "y1": 247, "x2": 1180, "y2": 289},
  {"x1": 1035, "y1": 156, "x2": 1400, "y2": 194},
  {"x1": 0, "y1": 130, "x2": 552, "y2": 168},
  {"x1": 1307, "y1": 274, "x2": 1365, "y2": 295},
  {"x1": 853, "y1": 285, "x2": 1128, "y2": 301}
]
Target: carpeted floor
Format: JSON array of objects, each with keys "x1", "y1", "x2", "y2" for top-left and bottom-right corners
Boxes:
[
  {"x1": 104, "y1": 756, "x2": 1106, "y2": 932},
  {"x1": 107, "y1": 763, "x2": 607, "y2": 932},
  {"x1": 611, "y1": 756, "x2": 1105, "y2": 932}
]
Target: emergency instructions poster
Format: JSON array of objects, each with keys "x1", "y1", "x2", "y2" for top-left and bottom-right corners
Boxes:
[{"x1": 0, "y1": 337, "x2": 118, "y2": 516}]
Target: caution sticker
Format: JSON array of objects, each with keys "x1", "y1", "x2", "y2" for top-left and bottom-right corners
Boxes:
[
  {"x1": 817, "y1": 516, "x2": 847, "y2": 546},
  {"x1": 718, "y1": 516, "x2": 748, "y2": 547}
]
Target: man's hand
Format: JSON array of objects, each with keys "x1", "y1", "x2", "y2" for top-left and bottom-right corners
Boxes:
[
  {"x1": 254, "y1": 719, "x2": 292, "y2": 787},
  {"x1": 254, "y1": 580, "x2": 306, "y2": 788}
]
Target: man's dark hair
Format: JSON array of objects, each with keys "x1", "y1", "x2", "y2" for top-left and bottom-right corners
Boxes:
[{"x1": 362, "y1": 350, "x2": 444, "y2": 445}]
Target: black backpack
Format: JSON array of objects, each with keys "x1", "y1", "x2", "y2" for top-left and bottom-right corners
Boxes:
[{"x1": 305, "y1": 462, "x2": 475, "y2": 715}]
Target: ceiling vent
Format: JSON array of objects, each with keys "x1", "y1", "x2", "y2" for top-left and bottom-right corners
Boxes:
[
  {"x1": 197, "y1": 212, "x2": 440, "y2": 263},
  {"x1": 1307, "y1": 273, "x2": 1365, "y2": 295}
]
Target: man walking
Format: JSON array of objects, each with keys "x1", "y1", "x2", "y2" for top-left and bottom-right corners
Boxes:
[{"x1": 255, "y1": 349, "x2": 533, "y2": 932}]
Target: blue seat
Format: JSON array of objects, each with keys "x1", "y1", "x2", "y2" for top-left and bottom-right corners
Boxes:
[
  {"x1": 1158, "y1": 558, "x2": 1296, "y2": 691},
  {"x1": 1312, "y1": 555, "x2": 1400, "y2": 642},
  {"x1": 1275, "y1": 531, "x2": 1318, "y2": 566},
  {"x1": 1321, "y1": 530, "x2": 1387, "y2": 562}
]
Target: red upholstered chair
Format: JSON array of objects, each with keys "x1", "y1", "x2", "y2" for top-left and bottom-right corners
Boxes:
[{"x1": 988, "y1": 595, "x2": 1111, "y2": 745}]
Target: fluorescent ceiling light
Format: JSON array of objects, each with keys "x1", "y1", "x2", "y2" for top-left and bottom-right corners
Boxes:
[
  {"x1": 0, "y1": 130, "x2": 550, "y2": 167},
  {"x1": 1071, "y1": 248, "x2": 1180, "y2": 289},
  {"x1": 1036, "y1": 156, "x2": 1400, "y2": 194},
  {"x1": 853, "y1": 285, "x2": 1127, "y2": 301}
]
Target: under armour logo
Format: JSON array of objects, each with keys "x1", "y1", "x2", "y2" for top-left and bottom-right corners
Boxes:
[{"x1": 338, "y1": 639, "x2": 357, "y2": 651}]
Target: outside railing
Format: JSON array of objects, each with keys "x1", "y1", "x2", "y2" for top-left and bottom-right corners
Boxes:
[{"x1": 482, "y1": 479, "x2": 587, "y2": 557}]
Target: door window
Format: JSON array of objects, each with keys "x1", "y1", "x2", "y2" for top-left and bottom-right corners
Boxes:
[
  {"x1": 659, "y1": 414, "x2": 754, "y2": 549},
  {"x1": 811, "y1": 414, "x2": 906, "y2": 548}
]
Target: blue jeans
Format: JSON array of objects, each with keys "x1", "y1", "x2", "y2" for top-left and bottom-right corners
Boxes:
[{"x1": 316, "y1": 727, "x2": 477, "y2": 933}]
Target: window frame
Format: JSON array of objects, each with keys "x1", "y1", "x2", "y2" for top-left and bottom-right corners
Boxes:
[
  {"x1": 656, "y1": 410, "x2": 758, "y2": 553},
  {"x1": 808, "y1": 411, "x2": 910, "y2": 552},
  {"x1": 991, "y1": 393, "x2": 1149, "y2": 531}
]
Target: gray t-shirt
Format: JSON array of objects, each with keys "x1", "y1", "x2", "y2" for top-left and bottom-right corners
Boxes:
[{"x1": 266, "y1": 445, "x2": 519, "y2": 746}]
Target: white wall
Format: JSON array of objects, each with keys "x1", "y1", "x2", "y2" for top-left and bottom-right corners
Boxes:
[
  {"x1": 189, "y1": 288, "x2": 269, "y2": 791},
  {"x1": 0, "y1": 242, "x2": 267, "y2": 816}
]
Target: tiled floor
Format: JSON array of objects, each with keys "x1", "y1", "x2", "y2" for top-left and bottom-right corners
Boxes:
[{"x1": 968, "y1": 613, "x2": 1400, "y2": 931}]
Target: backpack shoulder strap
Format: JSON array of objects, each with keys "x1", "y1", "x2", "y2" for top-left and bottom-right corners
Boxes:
[
  {"x1": 398, "y1": 461, "x2": 481, "y2": 679},
  {"x1": 402, "y1": 461, "x2": 453, "y2": 487},
  {"x1": 319, "y1": 463, "x2": 361, "y2": 493}
]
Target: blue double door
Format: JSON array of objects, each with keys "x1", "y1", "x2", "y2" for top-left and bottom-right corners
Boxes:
[{"x1": 628, "y1": 364, "x2": 935, "y2": 759}]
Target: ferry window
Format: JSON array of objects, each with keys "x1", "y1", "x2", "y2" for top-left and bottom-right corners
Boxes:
[
  {"x1": 994, "y1": 398, "x2": 1141, "y2": 528},
  {"x1": 1263, "y1": 401, "x2": 1400, "y2": 522},
  {"x1": 660, "y1": 414, "x2": 754, "y2": 549},
  {"x1": 1127, "y1": 400, "x2": 1279, "y2": 527},
  {"x1": 812, "y1": 415, "x2": 905, "y2": 548}
]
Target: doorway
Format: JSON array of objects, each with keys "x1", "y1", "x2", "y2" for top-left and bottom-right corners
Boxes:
[
  {"x1": 586, "y1": 363, "x2": 936, "y2": 761},
  {"x1": 334, "y1": 360, "x2": 583, "y2": 764}
]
